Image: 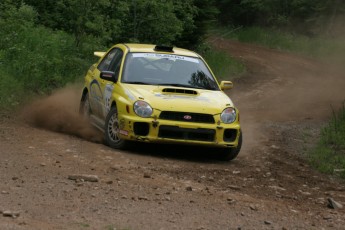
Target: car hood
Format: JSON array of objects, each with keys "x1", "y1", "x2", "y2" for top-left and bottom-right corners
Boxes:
[{"x1": 122, "y1": 84, "x2": 234, "y2": 114}]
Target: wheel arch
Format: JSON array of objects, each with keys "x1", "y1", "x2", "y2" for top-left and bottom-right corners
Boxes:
[
  {"x1": 110, "y1": 101, "x2": 117, "y2": 109},
  {"x1": 81, "y1": 87, "x2": 89, "y2": 101}
]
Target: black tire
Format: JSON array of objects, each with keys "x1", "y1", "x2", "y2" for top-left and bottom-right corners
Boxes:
[
  {"x1": 79, "y1": 92, "x2": 90, "y2": 118},
  {"x1": 104, "y1": 107, "x2": 127, "y2": 149},
  {"x1": 217, "y1": 131, "x2": 242, "y2": 161}
]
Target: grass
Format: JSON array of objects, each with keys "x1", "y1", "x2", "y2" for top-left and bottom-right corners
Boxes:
[
  {"x1": 309, "y1": 103, "x2": 345, "y2": 178},
  {"x1": 198, "y1": 44, "x2": 245, "y2": 81},
  {"x1": 210, "y1": 26, "x2": 345, "y2": 65}
]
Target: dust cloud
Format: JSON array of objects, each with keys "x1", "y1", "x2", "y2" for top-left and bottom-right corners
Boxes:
[
  {"x1": 217, "y1": 33, "x2": 345, "y2": 154},
  {"x1": 21, "y1": 84, "x2": 103, "y2": 143}
]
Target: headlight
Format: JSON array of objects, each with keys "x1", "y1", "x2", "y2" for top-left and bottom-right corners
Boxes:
[
  {"x1": 133, "y1": 101, "x2": 153, "y2": 118},
  {"x1": 220, "y1": 107, "x2": 237, "y2": 124}
]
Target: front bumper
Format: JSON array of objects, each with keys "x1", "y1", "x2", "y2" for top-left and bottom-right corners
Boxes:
[{"x1": 118, "y1": 113, "x2": 241, "y2": 148}]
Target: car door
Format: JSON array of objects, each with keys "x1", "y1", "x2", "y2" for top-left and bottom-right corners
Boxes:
[
  {"x1": 97, "y1": 48, "x2": 124, "y2": 119},
  {"x1": 88, "y1": 48, "x2": 123, "y2": 119}
]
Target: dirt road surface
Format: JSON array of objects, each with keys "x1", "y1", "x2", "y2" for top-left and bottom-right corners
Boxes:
[{"x1": 1, "y1": 39, "x2": 345, "y2": 229}]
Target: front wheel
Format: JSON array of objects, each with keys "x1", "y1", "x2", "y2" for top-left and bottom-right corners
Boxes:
[
  {"x1": 217, "y1": 132, "x2": 242, "y2": 161},
  {"x1": 104, "y1": 107, "x2": 127, "y2": 149}
]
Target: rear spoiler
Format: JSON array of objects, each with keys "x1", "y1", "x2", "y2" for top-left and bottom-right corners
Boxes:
[{"x1": 94, "y1": 51, "x2": 106, "y2": 57}]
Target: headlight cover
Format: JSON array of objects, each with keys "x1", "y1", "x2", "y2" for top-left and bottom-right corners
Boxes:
[
  {"x1": 220, "y1": 107, "x2": 237, "y2": 124},
  {"x1": 133, "y1": 101, "x2": 153, "y2": 118}
]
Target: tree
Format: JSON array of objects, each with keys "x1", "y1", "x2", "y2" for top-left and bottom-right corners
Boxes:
[
  {"x1": 176, "y1": 0, "x2": 218, "y2": 48},
  {"x1": 215, "y1": 0, "x2": 345, "y2": 36},
  {"x1": 124, "y1": 0, "x2": 184, "y2": 44},
  {"x1": 22, "y1": 0, "x2": 217, "y2": 48}
]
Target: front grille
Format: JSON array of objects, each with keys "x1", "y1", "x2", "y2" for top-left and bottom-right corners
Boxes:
[
  {"x1": 159, "y1": 111, "x2": 215, "y2": 124},
  {"x1": 158, "y1": 125, "x2": 215, "y2": 142}
]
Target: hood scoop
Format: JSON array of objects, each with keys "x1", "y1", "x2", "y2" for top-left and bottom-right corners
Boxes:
[{"x1": 162, "y1": 88, "x2": 197, "y2": 95}]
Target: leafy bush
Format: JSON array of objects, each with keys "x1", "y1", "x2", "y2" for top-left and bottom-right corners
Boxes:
[
  {"x1": 0, "y1": 70, "x2": 24, "y2": 111},
  {"x1": 0, "y1": 3, "x2": 104, "y2": 109}
]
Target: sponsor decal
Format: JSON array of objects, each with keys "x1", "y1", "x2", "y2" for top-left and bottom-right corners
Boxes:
[
  {"x1": 119, "y1": 130, "x2": 129, "y2": 136},
  {"x1": 132, "y1": 53, "x2": 199, "y2": 63}
]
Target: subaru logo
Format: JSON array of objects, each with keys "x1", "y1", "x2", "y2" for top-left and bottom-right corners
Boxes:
[{"x1": 183, "y1": 115, "x2": 192, "y2": 120}]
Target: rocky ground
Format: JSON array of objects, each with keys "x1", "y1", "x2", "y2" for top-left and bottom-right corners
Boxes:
[{"x1": 1, "y1": 38, "x2": 345, "y2": 229}]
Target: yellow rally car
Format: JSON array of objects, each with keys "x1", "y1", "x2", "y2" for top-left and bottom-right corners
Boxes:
[{"x1": 80, "y1": 44, "x2": 242, "y2": 161}]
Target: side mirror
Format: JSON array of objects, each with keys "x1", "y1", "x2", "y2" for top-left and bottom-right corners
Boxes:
[
  {"x1": 220, "y1": 81, "x2": 233, "y2": 90},
  {"x1": 100, "y1": 71, "x2": 118, "y2": 83}
]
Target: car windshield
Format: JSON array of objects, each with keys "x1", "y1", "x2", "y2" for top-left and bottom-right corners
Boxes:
[{"x1": 121, "y1": 53, "x2": 219, "y2": 90}]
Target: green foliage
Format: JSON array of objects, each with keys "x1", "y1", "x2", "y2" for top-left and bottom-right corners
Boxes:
[
  {"x1": 126, "y1": 0, "x2": 184, "y2": 45},
  {"x1": 309, "y1": 103, "x2": 345, "y2": 178},
  {"x1": 0, "y1": 21, "x2": 96, "y2": 92},
  {"x1": 23, "y1": 0, "x2": 126, "y2": 45},
  {"x1": 0, "y1": 70, "x2": 24, "y2": 110},
  {"x1": 175, "y1": 0, "x2": 219, "y2": 49},
  {"x1": 0, "y1": 1, "x2": 104, "y2": 109},
  {"x1": 23, "y1": 0, "x2": 217, "y2": 49}
]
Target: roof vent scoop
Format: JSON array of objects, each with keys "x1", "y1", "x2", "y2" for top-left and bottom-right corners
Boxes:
[
  {"x1": 154, "y1": 45, "x2": 174, "y2": 52},
  {"x1": 162, "y1": 88, "x2": 197, "y2": 95}
]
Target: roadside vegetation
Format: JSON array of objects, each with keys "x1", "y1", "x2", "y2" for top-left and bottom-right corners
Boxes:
[
  {"x1": 0, "y1": 3, "x2": 102, "y2": 111},
  {"x1": 200, "y1": 45, "x2": 245, "y2": 81},
  {"x1": 308, "y1": 104, "x2": 345, "y2": 179}
]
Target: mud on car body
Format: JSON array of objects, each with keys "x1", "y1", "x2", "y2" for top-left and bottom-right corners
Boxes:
[{"x1": 80, "y1": 43, "x2": 242, "y2": 161}]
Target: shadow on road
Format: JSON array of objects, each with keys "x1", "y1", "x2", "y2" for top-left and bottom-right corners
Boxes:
[{"x1": 122, "y1": 141, "x2": 235, "y2": 164}]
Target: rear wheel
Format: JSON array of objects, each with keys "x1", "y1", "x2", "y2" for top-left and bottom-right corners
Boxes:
[
  {"x1": 104, "y1": 107, "x2": 127, "y2": 149},
  {"x1": 217, "y1": 132, "x2": 242, "y2": 161}
]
